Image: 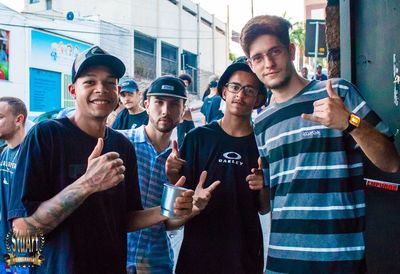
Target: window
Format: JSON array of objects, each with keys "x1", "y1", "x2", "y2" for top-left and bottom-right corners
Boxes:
[
  {"x1": 46, "y1": 0, "x2": 52, "y2": 10},
  {"x1": 30, "y1": 0, "x2": 40, "y2": 4},
  {"x1": 134, "y1": 31, "x2": 156, "y2": 80},
  {"x1": 161, "y1": 42, "x2": 178, "y2": 76},
  {"x1": 181, "y1": 50, "x2": 198, "y2": 94}
]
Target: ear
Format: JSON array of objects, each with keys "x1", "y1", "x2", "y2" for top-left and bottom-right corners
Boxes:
[
  {"x1": 222, "y1": 87, "x2": 227, "y2": 100},
  {"x1": 15, "y1": 114, "x2": 25, "y2": 127},
  {"x1": 68, "y1": 83, "x2": 76, "y2": 99},
  {"x1": 289, "y1": 43, "x2": 296, "y2": 61},
  {"x1": 247, "y1": 59, "x2": 255, "y2": 72},
  {"x1": 144, "y1": 98, "x2": 150, "y2": 113}
]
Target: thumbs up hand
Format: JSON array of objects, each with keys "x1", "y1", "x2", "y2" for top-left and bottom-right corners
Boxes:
[
  {"x1": 166, "y1": 140, "x2": 186, "y2": 179},
  {"x1": 246, "y1": 157, "x2": 264, "y2": 191},
  {"x1": 301, "y1": 80, "x2": 351, "y2": 131},
  {"x1": 83, "y1": 138, "x2": 125, "y2": 194}
]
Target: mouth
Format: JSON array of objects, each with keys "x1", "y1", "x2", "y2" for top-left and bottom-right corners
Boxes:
[
  {"x1": 90, "y1": 99, "x2": 111, "y2": 105},
  {"x1": 159, "y1": 117, "x2": 172, "y2": 123},
  {"x1": 264, "y1": 71, "x2": 280, "y2": 77},
  {"x1": 232, "y1": 100, "x2": 245, "y2": 105}
]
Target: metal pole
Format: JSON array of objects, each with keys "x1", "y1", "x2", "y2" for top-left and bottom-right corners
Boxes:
[
  {"x1": 314, "y1": 22, "x2": 319, "y2": 73},
  {"x1": 251, "y1": 0, "x2": 254, "y2": 18}
]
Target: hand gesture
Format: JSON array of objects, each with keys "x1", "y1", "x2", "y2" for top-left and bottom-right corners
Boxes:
[
  {"x1": 246, "y1": 157, "x2": 264, "y2": 191},
  {"x1": 192, "y1": 171, "x2": 220, "y2": 214},
  {"x1": 166, "y1": 140, "x2": 186, "y2": 178},
  {"x1": 172, "y1": 176, "x2": 194, "y2": 218},
  {"x1": 83, "y1": 138, "x2": 125, "y2": 194},
  {"x1": 301, "y1": 80, "x2": 350, "y2": 131}
]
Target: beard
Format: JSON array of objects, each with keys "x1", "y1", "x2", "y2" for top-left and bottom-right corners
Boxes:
[
  {"x1": 265, "y1": 73, "x2": 292, "y2": 90},
  {"x1": 149, "y1": 116, "x2": 177, "y2": 133}
]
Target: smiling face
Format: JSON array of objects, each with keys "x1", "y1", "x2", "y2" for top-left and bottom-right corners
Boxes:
[
  {"x1": 248, "y1": 34, "x2": 296, "y2": 91},
  {"x1": 68, "y1": 65, "x2": 120, "y2": 121},
  {"x1": 222, "y1": 70, "x2": 262, "y2": 118}
]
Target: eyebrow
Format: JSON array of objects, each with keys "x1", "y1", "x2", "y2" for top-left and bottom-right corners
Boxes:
[
  {"x1": 229, "y1": 81, "x2": 256, "y2": 88},
  {"x1": 81, "y1": 73, "x2": 117, "y2": 79}
]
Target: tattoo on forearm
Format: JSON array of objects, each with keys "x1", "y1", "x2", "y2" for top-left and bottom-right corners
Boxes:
[{"x1": 25, "y1": 184, "x2": 87, "y2": 234}]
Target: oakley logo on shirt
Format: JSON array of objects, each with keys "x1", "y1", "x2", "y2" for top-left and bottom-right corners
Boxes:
[{"x1": 218, "y1": 152, "x2": 243, "y2": 166}]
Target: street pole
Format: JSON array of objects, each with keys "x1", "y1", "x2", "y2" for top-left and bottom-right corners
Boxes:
[{"x1": 251, "y1": 0, "x2": 254, "y2": 18}]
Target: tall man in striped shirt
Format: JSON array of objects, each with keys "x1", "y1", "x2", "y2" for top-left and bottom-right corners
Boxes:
[
  {"x1": 121, "y1": 76, "x2": 217, "y2": 273},
  {"x1": 240, "y1": 15, "x2": 400, "y2": 273}
]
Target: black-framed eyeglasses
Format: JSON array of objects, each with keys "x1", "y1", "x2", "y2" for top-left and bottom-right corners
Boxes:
[
  {"x1": 225, "y1": 82, "x2": 259, "y2": 97},
  {"x1": 248, "y1": 46, "x2": 286, "y2": 65}
]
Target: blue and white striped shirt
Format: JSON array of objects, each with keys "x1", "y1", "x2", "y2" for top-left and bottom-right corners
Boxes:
[
  {"x1": 120, "y1": 126, "x2": 174, "y2": 274},
  {"x1": 254, "y1": 79, "x2": 392, "y2": 273}
]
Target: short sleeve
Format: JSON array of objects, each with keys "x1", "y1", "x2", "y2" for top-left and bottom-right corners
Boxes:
[
  {"x1": 123, "y1": 139, "x2": 143, "y2": 212},
  {"x1": 338, "y1": 79, "x2": 393, "y2": 138},
  {"x1": 8, "y1": 125, "x2": 51, "y2": 220}
]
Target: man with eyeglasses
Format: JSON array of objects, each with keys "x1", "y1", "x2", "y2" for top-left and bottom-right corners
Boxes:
[
  {"x1": 240, "y1": 15, "x2": 400, "y2": 273},
  {"x1": 165, "y1": 60, "x2": 269, "y2": 274}
]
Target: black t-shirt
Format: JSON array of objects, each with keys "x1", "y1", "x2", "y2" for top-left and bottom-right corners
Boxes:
[
  {"x1": 8, "y1": 118, "x2": 143, "y2": 274},
  {"x1": 176, "y1": 121, "x2": 264, "y2": 274},
  {"x1": 111, "y1": 109, "x2": 149, "y2": 130}
]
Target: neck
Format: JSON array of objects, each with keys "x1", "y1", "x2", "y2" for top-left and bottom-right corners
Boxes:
[
  {"x1": 271, "y1": 73, "x2": 310, "y2": 103},
  {"x1": 219, "y1": 113, "x2": 253, "y2": 137},
  {"x1": 209, "y1": 88, "x2": 218, "y2": 96},
  {"x1": 127, "y1": 105, "x2": 145, "y2": 115},
  {"x1": 144, "y1": 125, "x2": 172, "y2": 153},
  {"x1": 5, "y1": 128, "x2": 25, "y2": 149},
  {"x1": 70, "y1": 113, "x2": 107, "y2": 138}
]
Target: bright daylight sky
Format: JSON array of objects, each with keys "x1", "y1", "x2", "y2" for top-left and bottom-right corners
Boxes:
[{"x1": 0, "y1": 0, "x2": 305, "y2": 55}]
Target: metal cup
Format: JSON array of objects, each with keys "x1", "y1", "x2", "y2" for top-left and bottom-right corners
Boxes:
[{"x1": 161, "y1": 183, "x2": 188, "y2": 218}]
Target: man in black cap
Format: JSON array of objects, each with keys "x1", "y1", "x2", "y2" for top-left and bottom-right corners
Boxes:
[
  {"x1": 112, "y1": 78, "x2": 148, "y2": 130},
  {"x1": 8, "y1": 46, "x2": 194, "y2": 273},
  {"x1": 120, "y1": 76, "x2": 219, "y2": 273},
  {"x1": 166, "y1": 61, "x2": 269, "y2": 274}
]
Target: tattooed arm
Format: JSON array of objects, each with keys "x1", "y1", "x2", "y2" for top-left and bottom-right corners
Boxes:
[{"x1": 12, "y1": 138, "x2": 125, "y2": 235}]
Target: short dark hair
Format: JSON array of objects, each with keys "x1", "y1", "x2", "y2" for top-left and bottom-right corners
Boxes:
[
  {"x1": 178, "y1": 73, "x2": 192, "y2": 85},
  {"x1": 240, "y1": 15, "x2": 292, "y2": 57},
  {"x1": 0, "y1": 97, "x2": 27, "y2": 125}
]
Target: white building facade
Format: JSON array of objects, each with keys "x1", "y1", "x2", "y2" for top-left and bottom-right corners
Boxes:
[{"x1": 0, "y1": 0, "x2": 230, "y2": 116}]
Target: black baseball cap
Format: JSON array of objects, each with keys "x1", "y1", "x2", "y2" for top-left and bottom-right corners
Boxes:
[
  {"x1": 217, "y1": 61, "x2": 267, "y2": 109},
  {"x1": 145, "y1": 76, "x2": 187, "y2": 100},
  {"x1": 71, "y1": 45, "x2": 126, "y2": 83}
]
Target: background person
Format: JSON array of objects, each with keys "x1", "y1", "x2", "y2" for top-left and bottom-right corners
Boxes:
[
  {"x1": 112, "y1": 78, "x2": 148, "y2": 130},
  {"x1": 200, "y1": 75, "x2": 224, "y2": 124},
  {"x1": 0, "y1": 97, "x2": 29, "y2": 274},
  {"x1": 176, "y1": 73, "x2": 195, "y2": 147}
]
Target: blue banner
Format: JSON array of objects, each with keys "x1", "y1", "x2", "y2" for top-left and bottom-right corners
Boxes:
[{"x1": 29, "y1": 68, "x2": 61, "y2": 112}]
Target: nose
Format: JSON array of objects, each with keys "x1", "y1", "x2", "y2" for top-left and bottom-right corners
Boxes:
[
  {"x1": 94, "y1": 82, "x2": 107, "y2": 93},
  {"x1": 236, "y1": 88, "x2": 247, "y2": 98},
  {"x1": 263, "y1": 54, "x2": 275, "y2": 69}
]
